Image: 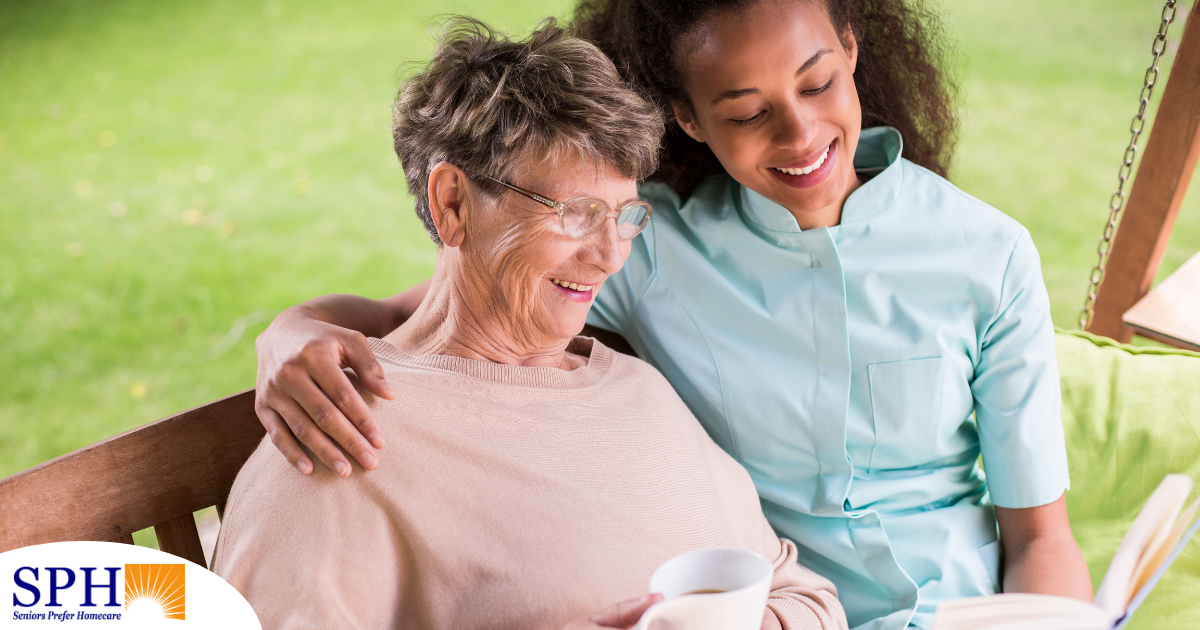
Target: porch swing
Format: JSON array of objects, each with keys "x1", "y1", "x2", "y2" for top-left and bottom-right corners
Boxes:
[
  {"x1": 1, "y1": 5, "x2": 1199, "y2": 624},
  {"x1": 1081, "y1": 0, "x2": 1200, "y2": 351}
]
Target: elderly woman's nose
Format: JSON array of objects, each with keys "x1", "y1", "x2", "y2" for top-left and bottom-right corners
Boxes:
[{"x1": 579, "y1": 217, "x2": 625, "y2": 270}]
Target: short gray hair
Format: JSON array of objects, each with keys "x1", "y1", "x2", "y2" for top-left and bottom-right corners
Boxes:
[{"x1": 392, "y1": 17, "x2": 665, "y2": 244}]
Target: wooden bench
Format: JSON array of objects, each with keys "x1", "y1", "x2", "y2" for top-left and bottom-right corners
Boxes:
[{"x1": 0, "y1": 389, "x2": 264, "y2": 569}]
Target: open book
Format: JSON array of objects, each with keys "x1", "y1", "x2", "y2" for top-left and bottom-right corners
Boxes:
[{"x1": 932, "y1": 474, "x2": 1200, "y2": 630}]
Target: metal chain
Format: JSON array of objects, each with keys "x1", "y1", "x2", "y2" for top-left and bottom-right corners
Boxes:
[{"x1": 1079, "y1": 0, "x2": 1179, "y2": 330}]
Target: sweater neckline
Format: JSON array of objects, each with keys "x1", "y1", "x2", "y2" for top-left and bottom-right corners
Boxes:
[{"x1": 367, "y1": 336, "x2": 613, "y2": 390}]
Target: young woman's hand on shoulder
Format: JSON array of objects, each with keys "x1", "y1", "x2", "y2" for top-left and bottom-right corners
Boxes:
[{"x1": 254, "y1": 288, "x2": 427, "y2": 476}]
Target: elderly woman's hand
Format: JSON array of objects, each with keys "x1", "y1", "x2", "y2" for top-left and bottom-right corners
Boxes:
[
  {"x1": 559, "y1": 594, "x2": 663, "y2": 630},
  {"x1": 558, "y1": 595, "x2": 782, "y2": 629},
  {"x1": 255, "y1": 302, "x2": 397, "y2": 476}
]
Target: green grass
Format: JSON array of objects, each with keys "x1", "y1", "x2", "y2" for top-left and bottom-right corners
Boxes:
[
  {"x1": 0, "y1": 0, "x2": 571, "y2": 478},
  {"x1": 950, "y1": 0, "x2": 1200, "y2": 326},
  {"x1": 1, "y1": 0, "x2": 1197, "y2": 484}
]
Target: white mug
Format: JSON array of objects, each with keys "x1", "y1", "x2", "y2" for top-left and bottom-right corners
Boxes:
[{"x1": 633, "y1": 547, "x2": 772, "y2": 630}]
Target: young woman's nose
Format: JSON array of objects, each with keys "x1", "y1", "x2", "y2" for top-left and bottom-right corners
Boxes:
[{"x1": 772, "y1": 100, "x2": 818, "y2": 150}]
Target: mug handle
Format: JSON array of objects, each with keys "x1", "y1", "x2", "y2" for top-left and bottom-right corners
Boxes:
[{"x1": 632, "y1": 597, "x2": 693, "y2": 630}]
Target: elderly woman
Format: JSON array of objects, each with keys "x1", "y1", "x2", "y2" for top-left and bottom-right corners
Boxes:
[{"x1": 211, "y1": 18, "x2": 846, "y2": 630}]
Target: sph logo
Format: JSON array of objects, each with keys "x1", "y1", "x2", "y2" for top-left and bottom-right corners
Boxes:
[
  {"x1": 13, "y1": 564, "x2": 184, "y2": 620},
  {"x1": 2, "y1": 542, "x2": 257, "y2": 627},
  {"x1": 13, "y1": 566, "x2": 123, "y2": 608}
]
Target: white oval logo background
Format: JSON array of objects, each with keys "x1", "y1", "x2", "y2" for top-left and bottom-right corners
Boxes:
[{"x1": 1, "y1": 541, "x2": 260, "y2": 628}]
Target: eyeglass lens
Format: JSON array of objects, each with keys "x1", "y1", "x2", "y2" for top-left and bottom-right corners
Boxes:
[{"x1": 561, "y1": 200, "x2": 651, "y2": 240}]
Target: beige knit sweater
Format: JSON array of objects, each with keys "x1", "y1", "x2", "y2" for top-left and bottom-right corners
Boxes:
[{"x1": 213, "y1": 337, "x2": 846, "y2": 630}]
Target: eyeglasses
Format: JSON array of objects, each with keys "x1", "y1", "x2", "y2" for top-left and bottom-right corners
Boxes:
[{"x1": 475, "y1": 173, "x2": 652, "y2": 241}]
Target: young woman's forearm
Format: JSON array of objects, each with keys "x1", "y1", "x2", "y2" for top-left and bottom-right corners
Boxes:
[
  {"x1": 1001, "y1": 532, "x2": 1093, "y2": 600},
  {"x1": 996, "y1": 495, "x2": 1093, "y2": 601},
  {"x1": 300, "y1": 280, "x2": 432, "y2": 338}
]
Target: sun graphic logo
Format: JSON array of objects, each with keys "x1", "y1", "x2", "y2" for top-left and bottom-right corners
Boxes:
[{"x1": 124, "y1": 563, "x2": 186, "y2": 621}]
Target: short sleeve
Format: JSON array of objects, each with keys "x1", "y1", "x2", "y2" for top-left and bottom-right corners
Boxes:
[
  {"x1": 586, "y1": 182, "x2": 669, "y2": 335},
  {"x1": 972, "y1": 229, "x2": 1070, "y2": 509}
]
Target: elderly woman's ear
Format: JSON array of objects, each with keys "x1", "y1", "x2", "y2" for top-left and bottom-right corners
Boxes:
[{"x1": 427, "y1": 161, "x2": 471, "y2": 248}]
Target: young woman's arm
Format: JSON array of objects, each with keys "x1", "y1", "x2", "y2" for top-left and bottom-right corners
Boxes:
[
  {"x1": 255, "y1": 281, "x2": 634, "y2": 476},
  {"x1": 254, "y1": 282, "x2": 429, "y2": 476},
  {"x1": 995, "y1": 493, "x2": 1093, "y2": 601}
]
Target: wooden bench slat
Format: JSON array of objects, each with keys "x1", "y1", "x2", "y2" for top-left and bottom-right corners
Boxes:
[
  {"x1": 154, "y1": 515, "x2": 208, "y2": 568},
  {"x1": 0, "y1": 389, "x2": 264, "y2": 553}
]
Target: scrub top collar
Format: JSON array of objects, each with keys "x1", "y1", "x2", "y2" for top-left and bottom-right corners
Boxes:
[{"x1": 738, "y1": 127, "x2": 904, "y2": 244}]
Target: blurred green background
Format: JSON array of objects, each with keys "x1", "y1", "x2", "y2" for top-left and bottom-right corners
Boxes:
[
  {"x1": 2, "y1": 0, "x2": 1197, "y2": 475},
  {"x1": 2, "y1": 0, "x2": 1200, "y2": 620}
]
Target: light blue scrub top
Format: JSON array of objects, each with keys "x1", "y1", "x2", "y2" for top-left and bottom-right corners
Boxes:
[{"x1": 587, "y1": 127, "x2": 1070, "y2": 630}]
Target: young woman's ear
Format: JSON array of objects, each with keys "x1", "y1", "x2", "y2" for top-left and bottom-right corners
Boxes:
[
  {"x1": 841, "y1": 27, "x2": 859, "y2": 73},
  {"x1": 427, "y1": 161, "x2": 469, "y2": 248},
  {"x1": 673, "y1": 102, "x2": 707, "y2": 144}
]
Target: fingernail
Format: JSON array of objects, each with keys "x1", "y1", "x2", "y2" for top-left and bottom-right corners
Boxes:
[
  {"x1": 369, "y1": 432, "x2": 386, "y2": 448},
  {"x1": 298, "y1": 460, "x2": 312, "y2": 475},
  {"x1": 361, "y1": 451, "x2": 378, "y2": 469},
  {"x1": 334, "y1": 461, "x2": 349, "y2": 477}
]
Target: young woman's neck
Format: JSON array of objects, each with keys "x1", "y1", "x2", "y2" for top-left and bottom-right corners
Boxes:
[
  {"x1": 787, "y1": 172, "x2": 865, "y2": 231},
  {"x1": 384, "y1": 254, "x2": 583, "y2": 371}
]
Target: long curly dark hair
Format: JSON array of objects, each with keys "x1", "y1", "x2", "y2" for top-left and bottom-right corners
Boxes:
[{"x1": 574, "y1": 0, "x2": 959, "y2": 195}]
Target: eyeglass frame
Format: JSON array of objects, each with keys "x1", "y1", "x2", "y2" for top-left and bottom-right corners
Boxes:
[{"x1": 473, "y1": 172, "x2": 652, "y2": 241}]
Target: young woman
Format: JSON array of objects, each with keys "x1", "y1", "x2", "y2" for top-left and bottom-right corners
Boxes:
[{"x1": 251, "y1": 1, "x2": 1093, "y2": 628}]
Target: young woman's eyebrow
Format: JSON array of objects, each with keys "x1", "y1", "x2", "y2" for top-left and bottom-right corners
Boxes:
[
  {"x1": 709, "y1": 48, "x2": 834, "y2": 106},
  {"x1": 711, "y1": 87, "x2": 759, "y2": 106},
  {"x1": 795, "y1": 48, "x2": 833, "y2": 76}
]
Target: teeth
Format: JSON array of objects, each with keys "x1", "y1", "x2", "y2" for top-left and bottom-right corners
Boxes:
[
  {"x1": 551, "y1": 278, "x2": 593, "y2": 292},
  {"x1": 773, "y1": 145, "x2": 830, "y2": 176}
]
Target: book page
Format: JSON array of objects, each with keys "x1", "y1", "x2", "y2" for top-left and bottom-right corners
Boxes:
[
  {"x1": 1117, "y1": 496, "x2": 1200, "y2": 629},
  {"x1": 1093, "y1": 474, "x2": 1193, "y2": 618},
  {"x1": 932, "y1": 593, "x2": 1111, "y2": 630},
  {"x1": 1131, "y1": 494, "x2": 1200, "y2": 596}
]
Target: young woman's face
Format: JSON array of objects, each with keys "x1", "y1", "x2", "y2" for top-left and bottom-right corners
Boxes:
[{"x1": 674, "y1": 0, "x2": 861, "y2": 226}]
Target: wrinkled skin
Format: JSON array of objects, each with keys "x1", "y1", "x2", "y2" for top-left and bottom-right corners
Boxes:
[
  {"x1": 252, "y1": 0, "x2": 1093, "y2": 607},
  {"x1": 387, "y1": 153, "x2": 635, "y2": 370}
]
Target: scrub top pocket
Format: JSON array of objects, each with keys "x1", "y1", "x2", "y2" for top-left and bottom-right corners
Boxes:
[{"x1": 867, "y1": 357, "x2": 948, "y2": 472}]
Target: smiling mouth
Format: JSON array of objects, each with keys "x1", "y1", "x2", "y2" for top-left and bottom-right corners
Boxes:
[
  {"x1": 550, "y1": 278, "x2": 595, "y2": 292},
  {"x1": 770, "y1": 143, "x2": 831, "y2": 176},
  {"x1": 549, "y1": 277, "x2": 596, "y2": 303}
]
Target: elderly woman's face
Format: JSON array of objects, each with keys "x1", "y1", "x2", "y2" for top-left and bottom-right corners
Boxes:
[{"x1": 463, "y1": 153, "x2": 637, "y2": 345}]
